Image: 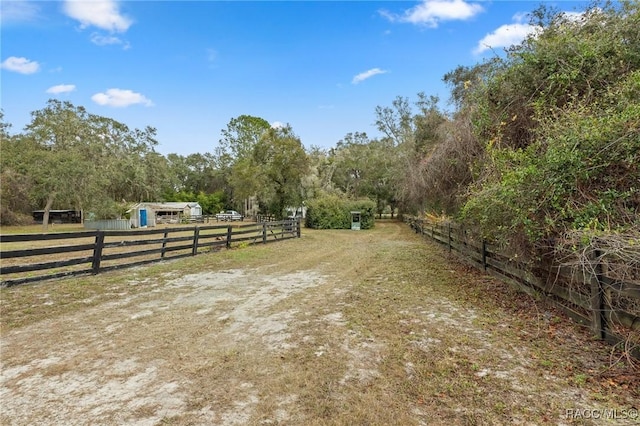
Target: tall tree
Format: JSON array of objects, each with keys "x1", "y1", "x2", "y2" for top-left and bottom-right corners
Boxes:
[
  {"x1": 215, "y1": 115, "x2": 271, "y2": 168},
  {"x1": 215, "y1": 115, "x2": 271, "y2": 210},
  {"x1": 22, "y1": 100, "x2": 99, "y2": 228},
  {"x1": 374, "y1": 94, "x2": 448, "y2": 214},
  {"x1": 166, "y1": 152, "x2": 218, "y2": 194},
  {"x1": 252, "y1": 126, "x2": 310, "y2": 219},
  {"x1": 330, "y1": 132, "x2": 371, "y2": 198}
]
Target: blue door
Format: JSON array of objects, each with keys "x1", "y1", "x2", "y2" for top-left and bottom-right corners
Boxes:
[{"x1": 140, "y1": 209, "x2": 147, "y2": 227}]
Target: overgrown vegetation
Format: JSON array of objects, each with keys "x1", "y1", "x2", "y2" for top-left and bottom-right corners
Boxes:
[
  {"x1": 458, "y1": 1, "x2": 640, "y2": 259},
  {"x1": 305, "y1": 195, "x2": 375, "y2": 230}
]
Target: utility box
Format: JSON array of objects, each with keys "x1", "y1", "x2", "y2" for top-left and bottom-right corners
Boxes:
[{"x1": 350, "y1": 211, "x2": 361, "y2": 230}]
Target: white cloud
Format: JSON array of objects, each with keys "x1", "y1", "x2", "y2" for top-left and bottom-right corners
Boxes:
[
  {"x1": 90, "y1": 33, "x2": 130, "y2": 48},
  {"x1": 63, "y1": 0, "x2": 132, "y2": 32},
  {"x1": 352, "y1": 68, "x2": 388, "y2": 84},
  {"x1": 271, "y1": 121, "x2": 285, "y2": 129},
  {"x1": 473, "y1": 9, "x2": 594, "y2": 55},
  {"x1": 561, "y1": 10, "x2": 599, "y2": 25},
  {"x1": 0, "y1": 0, "x2": 40, "y2": 24},
  {"x1": 91, "y1": 88, "x2": 153, "y2": 107},
  {"x1": 381, "y1": 0, "x2": 483, "y2": 28},
  {"x1": 46, "y1": 84, "x2": 76, "y2": 94},
  {"x1": 1, "y1": 56, "x2": 40, "y2": 74},
  {"x1": 474, "y1": 19, "x2": 540, "y2": 54}
]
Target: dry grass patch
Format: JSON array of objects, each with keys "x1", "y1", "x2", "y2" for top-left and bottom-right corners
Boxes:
[{"x1": 1, "y1": 222, "x2": 638, "y2": 425}]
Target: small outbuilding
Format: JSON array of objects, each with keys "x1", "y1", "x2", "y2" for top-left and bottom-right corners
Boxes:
[
  {"x1": 32, "y1": 209, "x2": 82, "y2": 224},
  {"x1": 350, "y1": 211, "x2": 361, "y2": 230},
  {"x1": 128, "y1": 202, "x2": 202, "y2": 228}
]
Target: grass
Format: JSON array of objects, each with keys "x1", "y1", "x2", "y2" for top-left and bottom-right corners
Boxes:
[
  {"x1": 0, "y1": 223, "x2": 87, "y2": 234},
  {"x1": 1, "y1": 222, "x2": 639, "y2": 425}
]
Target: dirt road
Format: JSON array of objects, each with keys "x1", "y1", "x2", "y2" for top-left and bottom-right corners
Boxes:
[{"x1": 1, "y1": 222, "x2": 637, "y2": 425}]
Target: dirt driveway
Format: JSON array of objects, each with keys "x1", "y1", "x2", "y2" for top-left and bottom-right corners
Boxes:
[{"x1": 1, "y1": 222, "x2": 638, "y2": 425}]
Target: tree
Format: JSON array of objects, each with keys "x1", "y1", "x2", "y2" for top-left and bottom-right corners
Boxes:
[
  {"x1": 374, "y1": 93, "x2": 448, "y2": 214},
  {"x1": 330, "y1": 132, "x2": 371, "y2": 198},
  {"x1": 21, "y1": 100, "x2": 100, "y2": 228},
  {"x1": 366, "y1": 138, "x2": 399, "y2": 218},
  {"x1": 216, "y1": 115, "x2": 271, "y2": 163},
  {"x1": 252, "y1": 126, "x2": 310, "y2": 219},
  {"x1": 1, "y1": 114, "x2": 34, "y2": 224},
  {"x1": 214, "y1": 115, "x2": 271, "y2": 210},
  {"x1": 11, "y1": 99, "x2": 171, "y2": 228}
]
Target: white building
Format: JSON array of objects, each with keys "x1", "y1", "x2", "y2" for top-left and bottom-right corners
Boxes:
[{"x1": 128, "y1": 202, "x2": 202, "y2": 228}]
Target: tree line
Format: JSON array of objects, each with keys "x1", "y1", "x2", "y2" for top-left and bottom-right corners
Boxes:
[{"x1": 2, "y1": 1, "x2": 638, "y2": 267}]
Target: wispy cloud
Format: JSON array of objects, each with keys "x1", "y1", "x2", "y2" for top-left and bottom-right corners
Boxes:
[
  {"x1": 381, "y1": 0, "x2": 483, "y2": 28},
  {"x1": 63, "y1": 0, "x2": 132, "y2": 32},
  {"x1": 352, "y1": 68, "x2": 388, "y2": 85},
  {"x1": 90, "y1": 33, "x2": 130, "y2": 49},
  {"x1": 46, "y1": 84, "x2": 76, "y2": 94},
  {"x1": 206, "y1": 48, "x2": 218, "y2": 63},
  {"x1": 474, "y1": 14, "x2": 540, "y2": 54},
  {"x1": 0, "y1": 0, "x2": 41, "y2": 25},
  {"x1": 91, "y1": 88, "x2": 153, "y2": 107},
  {"x1": 1, "y1": 56, "x2": 40, "y2": 74}
]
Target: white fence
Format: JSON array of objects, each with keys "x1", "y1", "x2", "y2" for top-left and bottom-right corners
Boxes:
[{"x1": 84, "y1": 219, "x2": 130, "y2": 230}]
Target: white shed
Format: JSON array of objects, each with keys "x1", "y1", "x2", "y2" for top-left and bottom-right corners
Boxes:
[{"x1": 128, "y1": 202, "x2": 202, "y2": 228}]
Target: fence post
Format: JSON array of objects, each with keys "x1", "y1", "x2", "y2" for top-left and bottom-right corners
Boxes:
[
  {"x1": 262, "y1": 222, "x2": 267, "y2": 244},
  {"x1": 226, "y1": 225, "x2": 232, "y2": 249},
  {"x1": 161, "y1": 230, "x2": 169, "y2": 259},
  {"x1": 482, "y1": 240, "x2": 487, "y2": 271},
  {"x1": 192, "y1": 227, "x2": 200, "y2": 256},
  {"x1": 91, "y1": 231, "x2": 104, "y2": 274},
  {"x1": 296, "y1": 218, "x2": 301, "y2": 238},
  {"x1": 589, "y1": 249, "x2": 606, "y2": 340}
]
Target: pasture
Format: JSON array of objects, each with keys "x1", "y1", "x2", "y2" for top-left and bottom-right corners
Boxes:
[{"x1": 1, "y1": 222, "x2": 638, "y2": 425}]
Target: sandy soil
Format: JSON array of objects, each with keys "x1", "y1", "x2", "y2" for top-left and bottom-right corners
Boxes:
[{"x1": 1, "y1": 268, "x2": 330, "y2": 425}]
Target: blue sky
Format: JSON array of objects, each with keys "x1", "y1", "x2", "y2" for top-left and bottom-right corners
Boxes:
[{"x1": 1, "y1": 0, "x2": 589, "y2": 156}]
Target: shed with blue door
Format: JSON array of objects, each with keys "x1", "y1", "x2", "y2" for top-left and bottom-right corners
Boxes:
[{"x1": 127, "y1": 202, "x2": 202, "y2": 228}]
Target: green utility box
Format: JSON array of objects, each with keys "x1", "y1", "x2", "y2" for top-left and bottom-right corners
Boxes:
[{"x1": 350, "y1": 211, "x2": 361, "y2": 230}]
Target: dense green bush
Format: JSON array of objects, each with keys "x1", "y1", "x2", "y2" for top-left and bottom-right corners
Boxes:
[
  {"x1": 457, "y1": 1, "x2": 640, "y2": 256},
  {"x1": 305, "y1": 194, "x2": 375, "y2": 229}
]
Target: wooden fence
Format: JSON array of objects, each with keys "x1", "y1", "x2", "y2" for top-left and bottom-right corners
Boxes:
[
  {"x1": 0, "y1": 219, "x2": 301, "y2": 288},
  {"x1": 405, "y1": 217, "x2": 640, "y2": 356}
]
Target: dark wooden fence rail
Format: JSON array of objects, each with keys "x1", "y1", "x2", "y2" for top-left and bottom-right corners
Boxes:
[
  {"x1": 0, "y1": 219, "x2": 301, "y2": 287},
  {"x1": 405, "y1": 216, "x2": 640, "y2": 355}
]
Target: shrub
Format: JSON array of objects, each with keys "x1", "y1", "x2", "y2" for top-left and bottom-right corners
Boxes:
[
  {"x1": 458, "y1": 2, "x2": 640, "y2": 258},
  {"x1": 305, "y1": 195, "x2": 375, "y2": 229}
]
